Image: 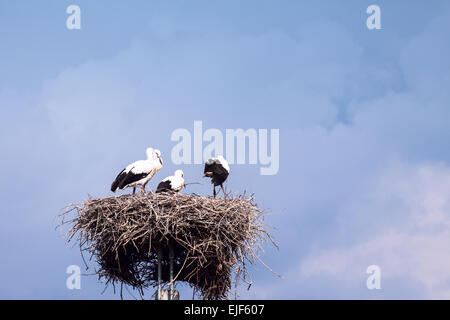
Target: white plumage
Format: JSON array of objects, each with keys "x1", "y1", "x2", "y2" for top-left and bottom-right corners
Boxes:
[
  {"x1": 111, "y1": 147, "x2": 163, "y2": 194},
  {"x1": 156, "y1": 169, "x2": 185, "y2": 193}
]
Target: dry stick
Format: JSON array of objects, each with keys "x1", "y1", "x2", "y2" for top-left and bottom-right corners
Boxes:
[
  {"x1": 183, "y1": 182, "x2": 202, "y2": 187},
  {"x1": 125, "y1": 285, "x2": 138, "y2": 300},
  {"x1": 172, "y1": 251, "x2": 190, "y2": 283},
  {"x1": 254, "y1": 254, "x2": 284, "y2": 278}
]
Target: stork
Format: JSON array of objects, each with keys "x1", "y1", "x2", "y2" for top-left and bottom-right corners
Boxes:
[
  {"x1": 156, "y1": 170, "x2": 185, "y2": 194},
  {"x1": 111, "y1": 148, "x2": 163, "y2": 194},
  {"x1": 203, "y1": 155, "x2": 230, "y2": 198}
]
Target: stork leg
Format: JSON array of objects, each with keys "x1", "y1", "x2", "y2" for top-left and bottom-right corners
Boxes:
[
  {"x1": 132, "y1": 187, "x2": 136, "y2": 195},
  {"x1": 213, "y1": 186, "x2": 216, "y2": 198},
  {"x1": 142, "y1": 181, "x2": 149, "y2": 195},
  {"x1": 220, "y1": 184, "x2": 226, "y2": 198}
]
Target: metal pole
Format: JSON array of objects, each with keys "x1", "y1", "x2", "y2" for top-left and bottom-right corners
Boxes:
[
  {"x1": 169, "y1": 242, "x2": 174, "y2": 300},
  {"x1": 157, "y1": 247, "x2": 162, "y2": 300}
]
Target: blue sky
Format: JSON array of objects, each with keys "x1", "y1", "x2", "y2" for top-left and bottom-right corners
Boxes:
[{"x1": 1, "y1": 0, "x2": 450, "y2": 299}]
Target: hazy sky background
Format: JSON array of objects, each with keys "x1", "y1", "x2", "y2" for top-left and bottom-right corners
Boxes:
[{"x1": 1, "y1": 0, "x2": 450, "y2": 299}]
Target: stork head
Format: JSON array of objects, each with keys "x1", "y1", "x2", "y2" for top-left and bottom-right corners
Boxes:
[
  {"x1": 145, "y1": 147, "x2": 154, "y2": 160},
  {"x1": 175, "y1": 169, "x2": 184, "y2": 178}
]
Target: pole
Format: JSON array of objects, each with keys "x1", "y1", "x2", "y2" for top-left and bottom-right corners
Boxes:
[
  {"x1": 157, "y1": 247, "x2": 162, "y2": 300},
  {"x1": 169, "y1": 242, "x2": 174, "y2": 300}
]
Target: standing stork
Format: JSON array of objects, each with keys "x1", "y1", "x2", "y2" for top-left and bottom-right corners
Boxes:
[
  {"x1": 111, "y1": 148, "x2": 163, "y2": 194},
  {"x1": 156, "y1": 170, "x2": 185, "y2": 194},
  {"x1": 203, "y1": 155, "x2": 230, "y2": 198}
]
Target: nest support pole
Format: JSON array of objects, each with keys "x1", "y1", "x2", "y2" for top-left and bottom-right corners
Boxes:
[
  {"x1": 156, "y1": 242, "x2": 176, "y2": 300},
  {"x1": 157, "y1": 247, "x2": 162, "y2": 300},
  {"x1": 169, "y1": 241, "x2": 174, "y2": 300}
]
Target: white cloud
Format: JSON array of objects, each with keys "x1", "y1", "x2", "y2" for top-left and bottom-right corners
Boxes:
[{"x1": 298, "y1": 162, "x2": 450, "y2": 298}]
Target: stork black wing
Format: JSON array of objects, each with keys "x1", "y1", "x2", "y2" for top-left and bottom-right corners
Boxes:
[
  {"x1": 204, "y1": 162, "x2": 229, "y2": 186},
  {"x1": 111, "y1": 168, "x2": 126, "y2": 192},
  {"x1": 204, "y1": 162, "x2": 218, "y2": 175},
  {"x1": 117, "y1": 168, "x2": 149, "y2": 190},
  {"x1": 156, "y1": 180, "x2": 172, "y2": 193}
]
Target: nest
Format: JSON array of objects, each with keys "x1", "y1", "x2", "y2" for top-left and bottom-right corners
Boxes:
[{"x1": 59, "y1": 192, "x2": 276, "y2": 300}]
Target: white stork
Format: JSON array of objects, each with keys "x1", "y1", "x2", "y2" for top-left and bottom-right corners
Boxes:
[
  {"x1": 156, "y1": 170, "x2": 185, "y2": 194},
  {"x1": 203, "y1": 155, "x2": 230, "y2": 198},
  {"x1": 111, "y1": 147, "x2": 163, "y2": 194}
]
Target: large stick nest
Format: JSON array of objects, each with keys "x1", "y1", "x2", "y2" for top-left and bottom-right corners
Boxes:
[{"x1": 60, "y1": 192, "x2": 276, "y2": 300}]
